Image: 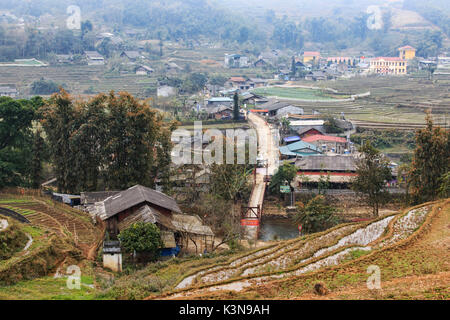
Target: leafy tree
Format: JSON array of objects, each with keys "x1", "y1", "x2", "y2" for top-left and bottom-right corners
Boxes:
[
  {"x1": 408, "y1": 113, "x2": 449, "y2": 203},
  {"x1": 0, "y1": 97, "x2": 39, "y2": 188},
  {"x1": 292, "y1": 195, "x2": 339, "y2": 233},
  {"x1": 210, "y1": 163, "x2": 252, "y2": 203},
  {"x1": 40, "y1": 90, "x2": 175, "y2": 193},
  {"x1": 39, "y1": 90, "x2": 78, "y2": 193},
  {"x1": 351, "y1": 141, "x2": 392, "y2": 217},
  {"x1": 269, "y1": 163, "x2": 297, "y2": 195},
  {"x1": 118, "y1": 222, "x2": 163, "y2": 260}
]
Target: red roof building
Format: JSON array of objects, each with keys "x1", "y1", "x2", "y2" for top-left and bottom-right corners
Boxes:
[{"x1": 301, "y1": 134, "x2": 348, "y2": 154}]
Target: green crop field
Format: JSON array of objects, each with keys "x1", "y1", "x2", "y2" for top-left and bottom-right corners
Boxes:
[{"x1": 251, "y1": 86, "x2": 347, "y2": 101}]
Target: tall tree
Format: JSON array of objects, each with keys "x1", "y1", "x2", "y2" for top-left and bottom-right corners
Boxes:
[
  {"x1": 40, "y1": 90, "x2": 78, "y2": 193},
  {"x1": 233, "y1": 92, "x2": 240, "y2": 121},
  {"x1": 408, "y1": 113, "x2": 449, "y2": 203},
  {"x1": 351, "y1": 141, "x2": 392, "y2": 217}
]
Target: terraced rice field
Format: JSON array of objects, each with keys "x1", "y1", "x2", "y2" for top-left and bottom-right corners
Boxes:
[
  {"x1": 0, "y1": 196, "x2": 101, "y2": 258},
  {"x1": 157, "y1": 200, "x2": 447, "y2": 299},
  {"x1": 0, "y1": 65, "x2": 157, "y2": 98}
]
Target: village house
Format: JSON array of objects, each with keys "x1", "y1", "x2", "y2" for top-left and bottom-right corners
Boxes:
[
  {"x1": 240, "y1": 92, "x2": 266, "y2": 106},
  {"x1": 294, "y1": 155, "x2": 358, "y2": 189},
  {"x1": 88, "y1": 185, "x2": 214, "y2": 254},
  {"x1": 257, "y1": 100, "x2": 304, "y2": 119},
  {"x1": 207, "y1": 105, "x2": 233, "y2": 120},
  {"x1": 135, "y1": 65, "x2": 154, "y2": 75},
  {"x1": 0, "y1": 86, "x2": 18, "y2": 98},
  {"x1": 224, "y1": 54, "x2": 249, "y2": 68},
  {"x1": 85, "y1": 51, "x2": 105, "y2": 65},
  {"x1": 305, "y1": 70, "x2": 327, "y2": 81},
  {"x1": 207, "y1": 97, "x2": 233, "y2": 108},
  {"x1": 279, "y1": 140, "x2": 322, "y2": 159},
  {"x1": 225, "y1": 77, "x2": 253, "y2": 90},
  {"x1": 253, "y1": 58, "x2": 272, "y2": 68},
  {"x1": 55, "y1": 54, "x2": 74, "y2": 64},
  {"x1": 248, "y1": 78, "x2": 268, "y2": 88},
  {"x1": 297, "y1": 126, "x2": 325, "y2": 138},
  {"x1": 120, "y1": 50, "x2": 142, "y2": 62},
  {"x1": 301, "y1": 134, "x2": 349, "y2": 154}
]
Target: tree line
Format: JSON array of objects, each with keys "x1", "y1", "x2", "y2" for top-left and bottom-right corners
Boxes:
[{"x1": 0, "y1": 90, "x2": 177, "y2": 194}]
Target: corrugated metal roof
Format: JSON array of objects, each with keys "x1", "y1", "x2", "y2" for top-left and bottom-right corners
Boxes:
[{"x1": 283, "y1": 136, "x2": 301, "y2": 143}]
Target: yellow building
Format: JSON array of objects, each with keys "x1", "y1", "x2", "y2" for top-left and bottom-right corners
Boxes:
[
  {"x1": 303, "y1": 51, "x2": 320, "y2": 64},
  {"x1": 369, "y1": 57, "x2": 407, "y2": 75},
  {"x1": 398, "y1": 45, "x2": 416, "y2": 60}
]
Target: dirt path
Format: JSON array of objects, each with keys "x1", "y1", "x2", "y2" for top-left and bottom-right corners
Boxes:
[{"x1": 244, "y1": 113, "x2": 280, "y2": 239}]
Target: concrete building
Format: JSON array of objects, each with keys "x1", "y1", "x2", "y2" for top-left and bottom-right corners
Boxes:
[
  {"x1": 369, "y1": 57, "x2": 407, "y2": 75},
  {"x1": 398, "y1": 45, "x2": 416, "y2": 60}
]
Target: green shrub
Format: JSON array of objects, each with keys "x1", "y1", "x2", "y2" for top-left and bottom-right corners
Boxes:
[{"x1": 118, "y1": 223, "x2": 163, "y2": 261}]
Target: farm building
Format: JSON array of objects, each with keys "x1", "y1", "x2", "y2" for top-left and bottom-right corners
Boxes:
[
  {"x1": 120, "y1": 51, "x2": 141, "y2": 61},
  {"x1": 208, "y1": 105, "x2": 233, "y2": 120},
  {"x1": 294, "y1": 154, "x2": 358, "y2": 188},
  {"x1": 90, "y1": 185, "x2": 214, "y2": 253},
  {"x1": 279, "y1": 140, "x2": 322, "y2": 159},
  {"x1": 85, "y1": 51, "x2": 105, "y2": 65},
  {"x1": 301, "y1": 134, "x2": 349, "y2": 154},
  {"x1": 257, "y1": 100, "x2": 304, "y2": 118}
]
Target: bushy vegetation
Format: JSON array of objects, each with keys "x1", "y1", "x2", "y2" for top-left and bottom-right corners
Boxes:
[
  {"x1": 118, "y1": 223, "x2": 163, "y2": 261},
  {"x1": 292, "y1": 195, "x2": 340, "y2": 233},
  {"x1": 0, "y1": 220, "x2": 28, "y2": 260}
]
